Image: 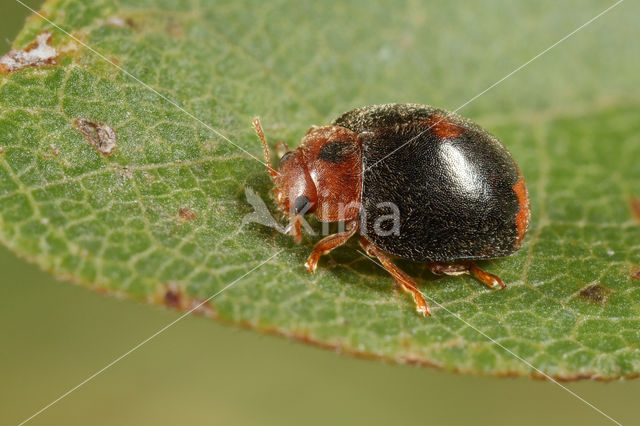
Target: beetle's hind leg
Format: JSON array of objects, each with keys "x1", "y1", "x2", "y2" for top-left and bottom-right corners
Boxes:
[
  {"x1": 359, "y1": 237, "x2": 430, "y2": 317},
  {"x1": 428, "y1": 261, "x2": 505, "y2": 290}
]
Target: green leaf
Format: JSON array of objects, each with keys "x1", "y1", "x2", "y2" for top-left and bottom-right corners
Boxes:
[{"x1": 1, "y1": 0, "x2": 639, "y2": 379}]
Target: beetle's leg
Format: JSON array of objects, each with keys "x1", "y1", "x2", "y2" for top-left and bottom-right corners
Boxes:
[
  {"x1": 285, "y1": 215, "x2": 304, "y2": 244},
  {"x1": 359, "y1": 237, "x2": 430, "y2": 317},
  {"x1": 428, "y1": 261, "x2": 505, "y2": 290},
  {"x1": 304, "y1": 221, "x2": 358, "y2": 273}
]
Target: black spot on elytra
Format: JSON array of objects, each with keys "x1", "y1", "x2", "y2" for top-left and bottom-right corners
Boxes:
[
  {"x1": 318, "y1": 141, "x2": 354, "y2": 163},
  {"x1": 579, "y1": 284, "x2": 613, "y2": 304}
]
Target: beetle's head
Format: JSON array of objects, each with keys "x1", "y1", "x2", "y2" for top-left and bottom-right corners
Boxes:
[
  {"x1": 252, "y1": 118, "x2": 318, "y2": 243},
  {"x1": 274, "y1": 149, "x2": 318, "y2": 240}
]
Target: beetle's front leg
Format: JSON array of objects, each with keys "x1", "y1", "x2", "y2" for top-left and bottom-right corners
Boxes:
[
  {"x1": 285, "y1": 215, "x2": 304, "y2": 244},
  {"x1": 304, "y1": 221, "x2": 358, "y2": 272},
  {"x1": 428, "y1": 261, "x2": 505, "y2": 290}
]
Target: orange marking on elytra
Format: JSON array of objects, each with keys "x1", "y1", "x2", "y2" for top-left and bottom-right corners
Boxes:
[
  {"x1": 512, "y1": 171, "x2": 530, "y2": 246},
  {"x1": 424, "y1": 114, "x2": 463, "y2": 139}
]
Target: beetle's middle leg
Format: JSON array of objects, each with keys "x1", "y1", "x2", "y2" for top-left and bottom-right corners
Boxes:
[
  {"x1": 304, "y1": 221, "x2": 358, "y2": 273},
  {"x1": 428, "y1": 261, "x2": 505, "y2": 290},
  {"x1": 359, "y1": 237, "x2": 430, "y2": 316}
]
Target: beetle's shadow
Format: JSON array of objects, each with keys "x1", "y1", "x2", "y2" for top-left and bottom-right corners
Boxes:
[
  {"x1": 323, "y1": 236, "x2": 503, "y2": 294},
  {"x1": 313, "y1": 232, "x2": 446, "y2": 293}
]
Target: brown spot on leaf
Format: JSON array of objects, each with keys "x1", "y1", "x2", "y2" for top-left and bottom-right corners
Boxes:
[
  {"x1": 154, "y1": 283, "x2": 215, "y2": 316},
  {"x1": 163, "y1": 284, "x2": 182, "y2": 309},
  {"x1": 579, "y1": 284, "x2": 613, "y2": 304},
  {"x1": 178, "y1": 207, "x2": 197, "y2": 222},
  {"x1": 630, "y1": 198, "x2": 640, "y2": 223},
  {"x1": 0, "y1": 146, "x2": 4, "y2": 154},
  {"x1": 74, "y1": 118, "x2": 117, "y2": 155},
  {"x1": 631, "y1": 267, "x2": 640, "y2": 281},
  {"x1": 49, "y1": 144, "x2": 60, "y2": 156},
  {"x1": 0, "y1": 32, "x2": 57, "y2": 74}
]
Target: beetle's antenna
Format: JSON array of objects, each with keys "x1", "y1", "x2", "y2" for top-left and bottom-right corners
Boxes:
[{"x1": 252, "y1": 117, "x2": 279, "y2": 180}]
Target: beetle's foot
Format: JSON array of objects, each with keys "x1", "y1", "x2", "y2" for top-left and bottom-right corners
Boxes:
[
  {"x1": 409, "y1": 289, "x2": 431, "y2": 317},
  {"x1": 428, "y1": 261, "x2": 505, "y2": 290},
  {"x1": 304, "y1": 253, "x2": 320, "y2": 273},
  {"x1": 284, "y1": 216, "x2": 303, "y2": 243},
  {"x1": 468, "y1": 263, "x2": 505, "y2": 289},
  {"x1": 360, "y1": 237, "x2": 431, "y2": 317}
]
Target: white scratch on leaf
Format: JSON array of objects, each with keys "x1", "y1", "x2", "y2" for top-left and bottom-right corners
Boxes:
[
  {"x1": 0, "y1": 32, "x2": 57, "y2": 73},
  {"x1": 106, "y1": 17, "x2": 127, "y2": 27}
]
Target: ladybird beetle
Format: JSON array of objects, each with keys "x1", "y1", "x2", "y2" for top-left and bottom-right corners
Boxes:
[{"x1": 253, "y1": 103, "x2": 530, "y2": 316}]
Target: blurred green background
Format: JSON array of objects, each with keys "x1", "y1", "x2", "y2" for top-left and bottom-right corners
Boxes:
[{"x1": 0, "y1": 1, "x2": 638, "y2": 425}]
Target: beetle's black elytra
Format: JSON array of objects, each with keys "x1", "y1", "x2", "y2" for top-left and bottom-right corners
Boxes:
[
  {"x1": 356, "y1": 114, "x2": 520, "y2": 262},
  {"x1": 253, "y1": 103, "x2": 530, "y2": 317}
]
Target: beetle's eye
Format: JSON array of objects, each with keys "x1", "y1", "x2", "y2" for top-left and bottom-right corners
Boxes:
[
  {"x1": 293, "y1": 195, "x2": 311, "y2": 215},
  {"x1": 280, "y1": 151, "x2": 292, "y2": 162}
]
